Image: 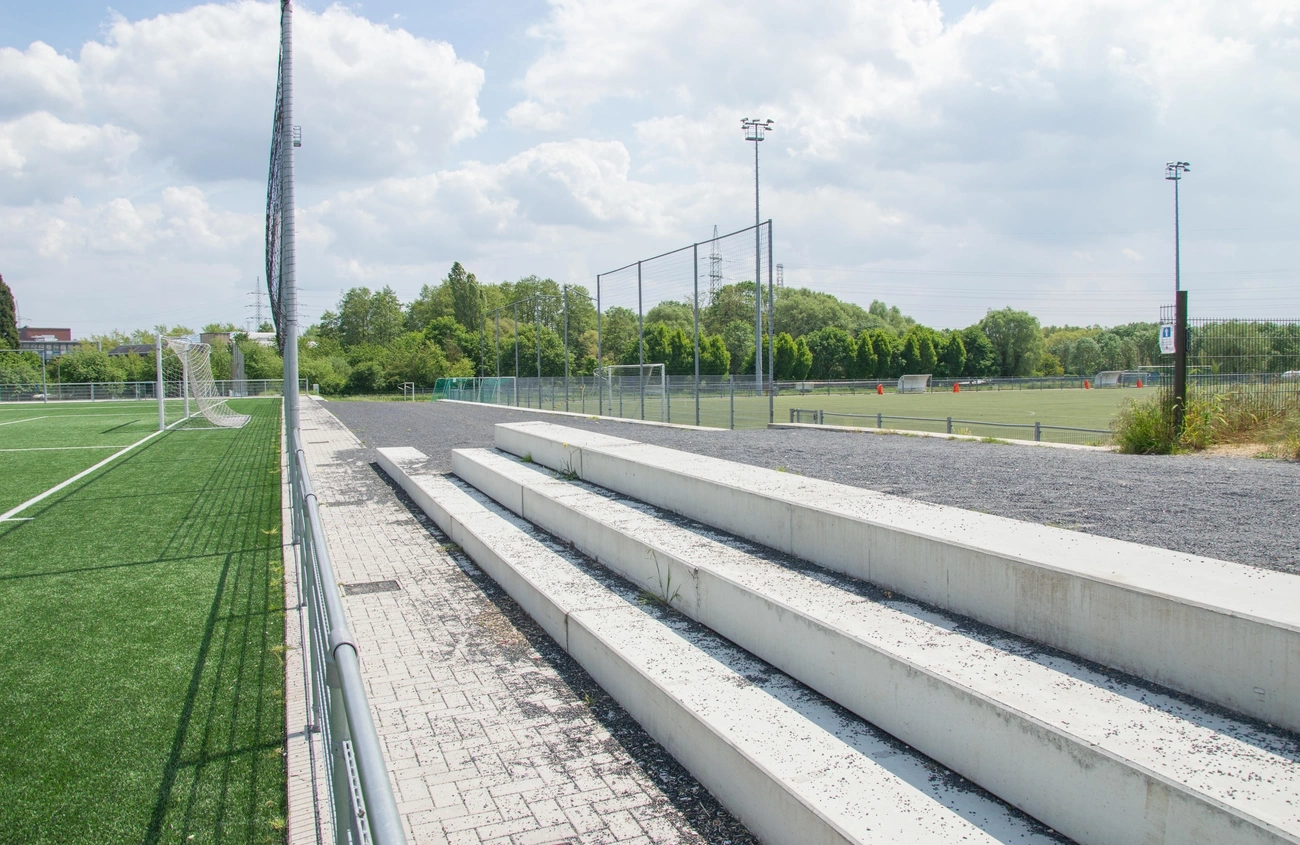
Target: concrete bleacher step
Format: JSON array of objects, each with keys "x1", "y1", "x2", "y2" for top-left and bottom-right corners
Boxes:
[
  {"x1": 375, "y1": 446, "x2": 1065, "y2": 845},
  {"x1": 451, "y1": 445, "x2": 1300, "y2": 845},
  {"x1": 493, "y1": 421, "x2": 1300, "y2": 734}
]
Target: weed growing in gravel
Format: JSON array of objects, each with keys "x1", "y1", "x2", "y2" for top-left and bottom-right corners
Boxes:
[
  {"x1": 1113, "y1": 391, "x2": 1300, "y2": 458},
  {"x1": 1112, "y1": 396, "x2": 1177, "y2": 454},
  {"x1": 520, "y1": 452, "x2": 534, "y2": 464},
  {"x1": 980, "y1": 436, "x2": 1010, "y2": 445}
]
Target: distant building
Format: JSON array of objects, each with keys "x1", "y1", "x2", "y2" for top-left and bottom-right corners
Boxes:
[
  {"x1": 18, "y1": 327, "x2": 86, "y2": 361},
  {"x1": 108, "y1": 344, "x2": 157, "y2": 357},
  {"x1": 245, "y1": 331, "x2": 278, "y2": 348},
  {"x1": 200, "y1": 332, "x2": 232, "y2": 347},
  {"x1": 19, "y1": 327, "x2": 71, "y2": 342}
]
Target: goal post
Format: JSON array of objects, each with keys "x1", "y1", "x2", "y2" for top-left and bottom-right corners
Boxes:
[
  {"x1": 897, "y1": 373, "x2": 932, "y2": 394},
  {"x1": 157, "y1": 338, "x2": 251, "y2": 429},
  {"x1": 598, "y1": 363, "x2": 666, "y2": 421}
]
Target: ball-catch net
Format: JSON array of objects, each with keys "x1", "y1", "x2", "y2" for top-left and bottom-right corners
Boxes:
[{"x1": 163, "y1": 338, "x2": 251, "y2": 429}]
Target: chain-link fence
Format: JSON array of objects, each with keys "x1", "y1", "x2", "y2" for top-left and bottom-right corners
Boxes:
[{"x1": 0, "y1": 379, "x2": 293, "y2": 403}]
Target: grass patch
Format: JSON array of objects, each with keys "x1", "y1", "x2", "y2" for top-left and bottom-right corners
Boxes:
[{"x1": 0, "y1": 400, "x2": 286, "y2": 844}]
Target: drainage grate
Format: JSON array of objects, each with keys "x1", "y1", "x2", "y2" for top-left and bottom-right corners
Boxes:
[{"x1": 341, "y1": 580, "x2": 402, "y2": 596}]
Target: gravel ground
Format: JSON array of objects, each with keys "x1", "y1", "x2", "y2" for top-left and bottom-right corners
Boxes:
[{"x1": 324, "y1": 400, "x2": 1300, "y2": 574}]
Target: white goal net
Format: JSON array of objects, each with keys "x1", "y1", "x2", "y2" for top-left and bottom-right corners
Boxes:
[
  {"x1": 599, "y1": 364, "x2": 666, "y2": 421},
  {"x1": 162, "y1": 338, "x2": 251, "y2": 428}
]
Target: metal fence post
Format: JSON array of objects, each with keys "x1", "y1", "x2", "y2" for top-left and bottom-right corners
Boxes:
[
  {"x1": 947, "y1": 416, "x2": 953, "y2": 434},
  {"x1": 563, "y1": 287, "x2": 570, "y2": 412},
  {"x1": 877, "y1": 412, "x2": 883, "y2": 428},
  {"x1": 1174, "y1": 289, "x2": 1188, "y2": 435},
  {"x1": 1035, "y1": 421, "x2": 1042, "y2": 441},
  {"x1": 693, "y1": 242, "x2": 700, "y2": 427},
  {"x1": 637, "y1": 261, "x2": 645, "y2": 421},
  {"x1": 729, "y1": 375, "x2": 735, "y2": 430}
]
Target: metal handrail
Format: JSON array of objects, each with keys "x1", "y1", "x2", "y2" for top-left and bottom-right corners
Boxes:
[
  {"x1": 290, "y1": 428, "x2": 406, "y2": 845},
  {"x1": 791, "y1": 409, "x2": 1110, "y2": 441}
]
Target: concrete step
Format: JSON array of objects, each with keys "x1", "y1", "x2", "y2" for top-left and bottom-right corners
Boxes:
[
  {"x1": 451, "y1": 445, "x2": 1300, "y2": 845},
  {"x1": 375, "y1": 446, "x2": 1064, "y2": 845},
  {"x1": 493, "y1": 421, "x2": 1300, "y2": 734}
]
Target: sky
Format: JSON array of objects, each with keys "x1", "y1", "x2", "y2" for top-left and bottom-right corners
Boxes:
[{"x1": 2, "y1": 0, "x2": 1299, "y2": 338}]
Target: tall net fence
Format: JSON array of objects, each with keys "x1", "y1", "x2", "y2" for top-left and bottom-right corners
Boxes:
[
  {"x1": 264, "y1": 0, "x2": 289, "y2": 352},
  {"x1": 472, "y1": 223, "x2": 775, "y2": 426},
  {"x1": 1159, "y1": 305, "x2": 1300, "y2": 424}
]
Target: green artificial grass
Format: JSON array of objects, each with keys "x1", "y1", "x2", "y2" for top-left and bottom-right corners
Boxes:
[
  {"x1": 0, "y1": 399, "x2": 286, "y2": 844},
  {"x1": 512, "y1": 384, "x2": 1137, "y2": 441}
]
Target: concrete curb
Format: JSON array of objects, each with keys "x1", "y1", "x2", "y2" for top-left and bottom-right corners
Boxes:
[
  {"x1": 374, "y1": 447, "x2": 1060, "y2": 845},
  {"x1": 493, "y1": 421, "x2": 1300, "y2": 734},
  {"x1": 454, "y1": 446, "x2": 1300, "y2": 845},
  {"x1": 767, "y1": 421, "x2": 1113, "y2": 451},
  {"x1": 438, "y1": 398, "x2": 718, "y2": 430}
]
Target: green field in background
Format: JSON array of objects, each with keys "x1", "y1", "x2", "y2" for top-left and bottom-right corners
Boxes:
[
  {"x1": 514, "y1": 384, "x2": 1142, "y2": 440},
  {"x1": 0, "y1": 399, "x2": 286, "y2": 844}
]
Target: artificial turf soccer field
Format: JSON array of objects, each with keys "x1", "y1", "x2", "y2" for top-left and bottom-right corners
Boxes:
[
  {"x1": 0, "y1": 399, "x2": 287, "y2": 844},
  {"x1": 530, "y1": 384, "x2": 1137, "y2": 440}
]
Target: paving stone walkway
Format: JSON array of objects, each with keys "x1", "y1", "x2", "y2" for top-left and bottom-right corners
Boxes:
[{"x1": 287, "y1": 398, "x2": 727, "y2": 845}]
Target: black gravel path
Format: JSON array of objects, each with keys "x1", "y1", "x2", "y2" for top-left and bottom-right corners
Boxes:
[{"x1": 323, "y1": 400, "x2": 1300, "y2": 574}]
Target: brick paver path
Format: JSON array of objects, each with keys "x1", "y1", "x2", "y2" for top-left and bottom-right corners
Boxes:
[{"x1": 286, "y1": 398, "x2": 717, "y2": 845}]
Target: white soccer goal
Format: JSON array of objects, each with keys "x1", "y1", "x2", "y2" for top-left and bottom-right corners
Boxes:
[
  {"x1": 599, "y1": 364, "x2": 666, "y2": 421},
  {"x1": 158, "y1": 337, "x2": 251, "y2": 429},
  {"x1": 897, "y1": 373, "x2": 932, "y2": 394}
]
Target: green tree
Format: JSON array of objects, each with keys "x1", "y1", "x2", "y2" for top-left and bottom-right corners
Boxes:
[
  {"x1": 979, "y1": 308, "x2": 1044, "y2": 376},
  {"x1": 960, "y1": 326, "x2": 998, "y2": 377},
  {"x1": 596, "y1": 307, "x2": 639, "y2": 365},
  {"x1": 792, "y1": 337, "x2": 813, "y2": 380},
  {"x1": 1073, "y1": 336, "x2": 1103, "y2": 375},
  {"x1": 0, "y1": 351, "x2": 41, "y2": 386},
  {"x1": 773, "y1": 332, "x2": 798, "y2": 380},
  {"x1": 347, "y1": 360, "x2": 388, "y2": 393},
  {"x1": 446, "y1": 262, "x2": 482, "y2": 330},
  {"x1": 54, "y1": 346, "x2": 126, "y2": 384},
  {"x1": 387, "y1": 332, "x2": 453, "y2": 387},
  {"x1": 937, "y1": 332, "x2": 966, "y2": 378},
  {"x1": 645, "y1": 301, "x2": 694, "y2": 334},
  {"x1": 804, "y1": 327, "x2": 856, "y2": 379},
  {"x1": 852, "y1": 332, "x2": 877, "y2": 379},
  {"x1": 0, "y1": 275, "x2": 17, "y2": 350},
  {"x1": 703, "y1": 282, "x2": 756, "y2": 336},
  {"x1": 325, "y1": 286, "x2": 405, "y2": 347},
  {"x1": 720, "y1": 320, "x2": 755, "y2": 375},
  {"x1": 699, "y1": 334, "x2": 731, "y2": 376},
  {"x1": 868, "y1": 330, "x2": 901, "y2": 378},
  {"x1": 868, "y1": 300, "x2": 915, "y2": 334},
  {"x1": 238, "y1": 341, "x2": 283, "y2": 380}
]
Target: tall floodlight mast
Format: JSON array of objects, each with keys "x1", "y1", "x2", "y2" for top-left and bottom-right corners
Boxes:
[
  {"x1": 742, "y1": 117, "x2": 773, "y2": 393},
  {"x1": 1165, "y1": 160, "x2": 1191, "y2": 434},
  {"x1": 1165, "y1": 161, "x2": 1190, "y2": 294}
]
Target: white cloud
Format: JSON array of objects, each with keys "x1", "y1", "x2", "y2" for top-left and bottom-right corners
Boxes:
[
  {"x1": 0, "y1": 112, "x2": 139, "y2": 202},
  {"x1": 7, "y1": 0, "x2": 1300, "y2": 333},
  {"x1": 1, "y1": 1, "x2": 485, "y2": 183}
]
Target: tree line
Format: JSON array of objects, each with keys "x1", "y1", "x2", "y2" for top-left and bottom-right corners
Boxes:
[{"x1": 0, "y1": 266, "x2": 1185, "y2": 395}]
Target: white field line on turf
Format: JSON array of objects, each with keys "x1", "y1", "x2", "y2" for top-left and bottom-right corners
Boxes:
[
  {"x1": 0, "y1": 445, "x2": 124, "y2": 452},
  {"x1": 0, "y1": 417, "x2": 186, "y2": 522},
  {"x1": 0, "y1": 416, "x2": 49, "y2": 426}
]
